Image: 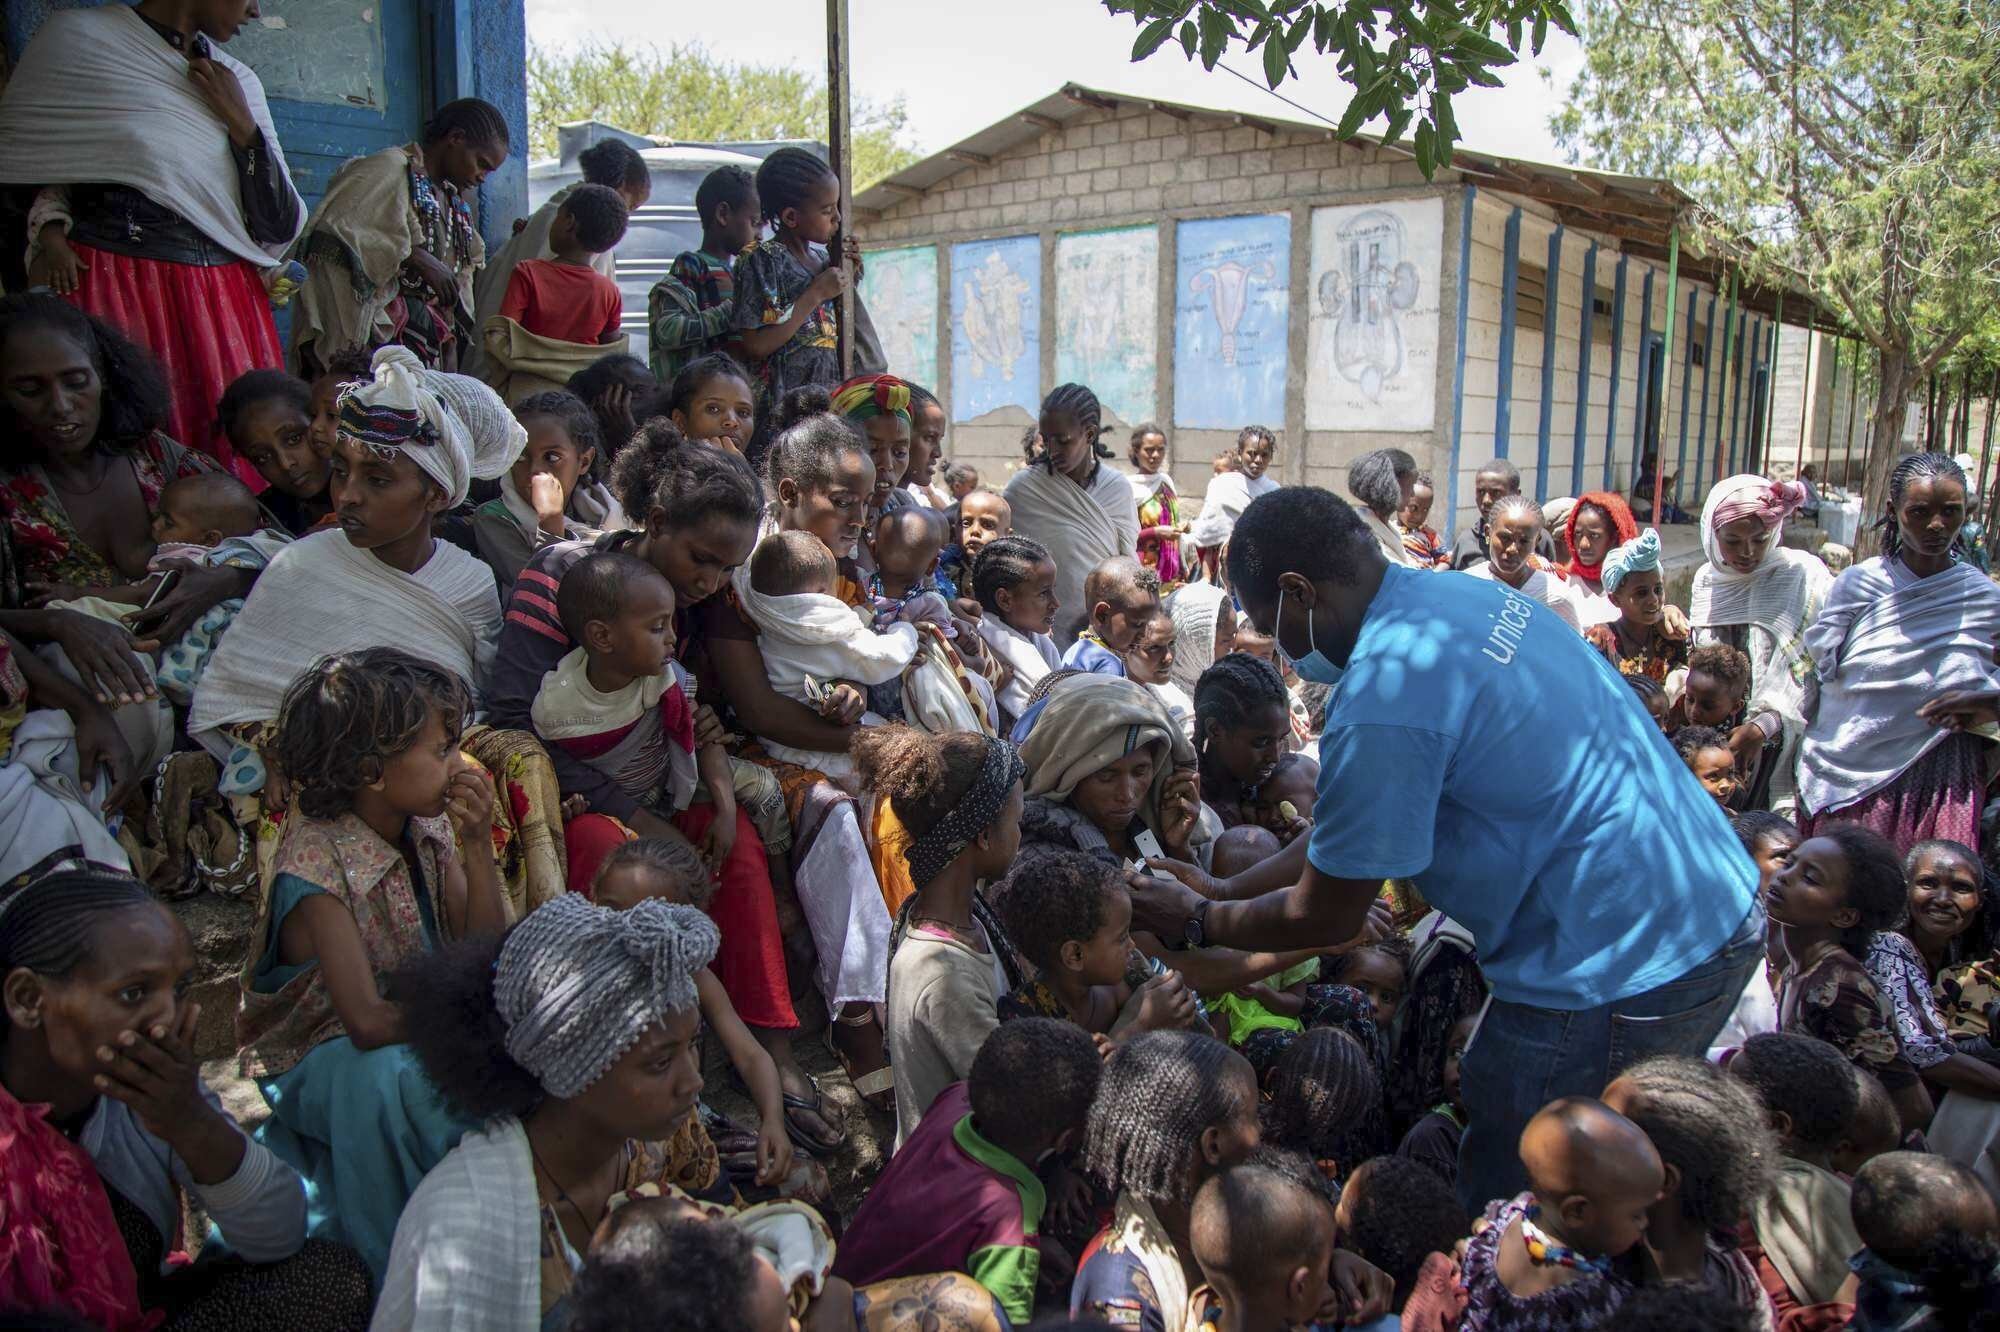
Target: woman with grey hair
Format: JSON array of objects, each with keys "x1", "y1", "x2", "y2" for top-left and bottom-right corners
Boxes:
[{"x1": 1347, "y1": 448, "x2": 1420, "y2": 568}]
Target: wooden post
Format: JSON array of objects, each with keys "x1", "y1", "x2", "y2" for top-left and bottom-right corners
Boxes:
[
  {"x1": 1653, "y1": 225, "x2": 1678, "y2": 521},
  {"x1": 1760, "y1": 293, "x2": 1783, "y2": 472},
  {"x1": 1715, "y1": 269, "x2": 1736, "y2": 483},
  {"x1": 827, "y1": 0, "x2": 855, "y2": 378},
  {"x1": 1841, "y1": 339, "x2": 1860, "y2": 488}
]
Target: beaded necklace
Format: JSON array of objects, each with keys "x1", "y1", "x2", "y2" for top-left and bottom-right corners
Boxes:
[{"x1": 1520, "y1": 1205, "x2": 1613, "y2": 1276}]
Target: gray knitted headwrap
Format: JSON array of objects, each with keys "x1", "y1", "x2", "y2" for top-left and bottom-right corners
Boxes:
[{"x1": 493, "y1": 893, "x2": 719, "y2": 1099}]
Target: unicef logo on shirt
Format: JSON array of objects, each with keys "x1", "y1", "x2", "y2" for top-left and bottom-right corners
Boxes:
[{"x1": 1482, "y1": 593, "x2": 1535, "y2": 666}]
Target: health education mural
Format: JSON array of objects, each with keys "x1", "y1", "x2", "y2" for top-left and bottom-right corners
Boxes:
[
  {"x1": 1055, "y1": 225, "x2": 1158, "y2": 425},
  {"x1": 1306, "y1": 197, "x2": 1443, "y2": 432},
  {"x1": 1173, "y1": 214, "x2": 1290, "y2": 430},
  {"x1": 859, "y1": 245, "x2": 939, "y2": 390},
  {"x1": 950, "y1": 235, "x2": 1041, "y2": 421}
]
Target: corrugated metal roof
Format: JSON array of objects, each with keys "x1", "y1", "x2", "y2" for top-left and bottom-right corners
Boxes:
[{"x1": 855, "y1": 82, "x2": 1832, "y2": 330}]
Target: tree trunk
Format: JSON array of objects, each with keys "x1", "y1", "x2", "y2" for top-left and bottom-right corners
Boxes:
[{"x1": 1857, "y1": 348, "x2": 1918, "y2": 559}]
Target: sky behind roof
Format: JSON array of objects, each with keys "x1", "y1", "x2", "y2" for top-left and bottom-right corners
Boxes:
[{"x1": 525, "y1": 0, "x2": 1588, "y2": 169}]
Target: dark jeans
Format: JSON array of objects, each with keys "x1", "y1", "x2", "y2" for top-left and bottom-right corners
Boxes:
[{"x1": 1455, "y1": 904, "x2": 1765, "y2": 1214}]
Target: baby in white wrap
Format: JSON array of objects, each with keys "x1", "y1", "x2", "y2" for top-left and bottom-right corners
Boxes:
[{"x1": 733, "y1": 530, "x2": 917, "y2": 787}]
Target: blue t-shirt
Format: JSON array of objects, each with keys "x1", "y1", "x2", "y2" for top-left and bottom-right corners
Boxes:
[
  {"x1": 1306, "y1": 565, "x2": 1757, "y2": 1009},
  {"x1": 1060, "y1": 636, "x2": 1126, "y2": 677}
]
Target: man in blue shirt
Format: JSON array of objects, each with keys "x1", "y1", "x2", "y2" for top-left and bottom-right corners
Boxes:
[{"x1": 1129, "y1": 486, "x2": 1761, "y2": 1211}]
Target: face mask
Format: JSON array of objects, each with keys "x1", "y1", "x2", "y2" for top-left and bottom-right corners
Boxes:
[{"x1": 1277, "y1": 585, "x2": 1344, "y2": 687}]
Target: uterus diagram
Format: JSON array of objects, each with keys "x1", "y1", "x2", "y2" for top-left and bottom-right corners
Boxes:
[
  {"x1": 1319, "y1": 209, "x2": 1421, "y2": 401},
  {"x1": 1189, "y1": 256, "x2": 1277, "y2": 365},
  {"x1": 961, "y1": 251, "x2": 1030, "y2": 380}
]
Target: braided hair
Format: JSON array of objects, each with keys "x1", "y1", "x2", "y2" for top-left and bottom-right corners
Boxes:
[
  {"x1": 1876, "y1": 451, "x2": 1968, "y2": 563},
  {"x1": 1084, "y1": 1030, "x2": 1254, "y2": 1206},
  {"x1": 1039, "y1": 383, "x2": 1103, "y2": 469},
  {"x1": 1236, "y1": 425, "x2": 1276, "y2": 456},
  {"x1": 1193, "y1": 652, "x2": 1290, "y2": 799},
  {"x1": 764, "y1": 387, "x2": 867, "y2": 500},
  {"x1": 1488, "y1": 493, "x2": 1544, "y2": 529},
  {"x1": 514, "y1": 389, "x2": 604, "y2": 473},
  {"x1": 423, "y1": 98, "x2": 509, "y2": 150},
  {"x1": 609, "y1": 417, "x2": 762, "y2": 532},
  {"x1": 1610, "y1": 1055, "x2": 1777, "y2": 1231},
  {"x1": 1263, "y1": 1027, "x2": 1386, "y2": 1178},
  {"x1": 755, "y1": 147, "x2": 837, "y2": 228},
  {"x1": 1348, "y1": 448, "x2": 1416, "y2": 520},
  {"x1": 1819, "y1": 822, "x2": 1909, "y2": 955},
  {"x1": 0, "y1": 867, "x2": 161, "y2": 1035}
]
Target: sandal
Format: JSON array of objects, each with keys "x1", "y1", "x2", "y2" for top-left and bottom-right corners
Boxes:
[
  {"x1": 729, "y1": 1064, "x2": 847, "y2": 1156},
  {"x1": 827, "y1": 1007, "x2": 896, "y2": 1112}
]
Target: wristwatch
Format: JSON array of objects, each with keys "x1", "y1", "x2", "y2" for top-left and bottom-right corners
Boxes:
[{"x1": 1183, "y1": 898, "x2": 1212, "y2": 949}]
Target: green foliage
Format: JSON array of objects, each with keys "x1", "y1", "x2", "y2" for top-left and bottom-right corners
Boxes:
[
  {"x1": 1105, "y1": 0, "x2": 1577, "y2": 176},
  {"x1": 525, "y1": 41, "x2": 922, "y2": 190},
  {"x1": 1555, "y1": 0, "x2": 2000, "y2": 522}
]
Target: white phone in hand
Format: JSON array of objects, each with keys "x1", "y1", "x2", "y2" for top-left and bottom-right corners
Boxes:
[{"x1": 1130, "y1": 828, "x2": 1176, "y2": 879}]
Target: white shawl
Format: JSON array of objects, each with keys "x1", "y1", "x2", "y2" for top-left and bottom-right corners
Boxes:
[
  {"x1": 1691, "y1": 475, "x2": 1834, "y2": 812},
  {"x1": 1796, "y1": 557, "x2": 2000, "y2": 815},
  {"x1": 0, "y1": 711, "x2": 130, "y2": 883},
  {"x1": 190, "y1": 529, "x2": 501, "y2": 750},
  {"x1": 0, "y1": 5, "x2": 303, "y2": 267},
  {"x1": 1004, "y1": 463, "x2": 1138, "y2": 647},
  {"x1": 1462, "y1": 561, "x2": 1585, "y2": 631},
  {"x1": 371, "y1": 1118, "x2": 539, "y2": 1332},
  {"x1": 1104, "y1": 1192, "x2": 1194, "y2": 1332},
  {"x1": 1166, "y1": 582, "x2": 1227, "y2": 696},
  {"x1": 977, "y1": 617, "x2": 1060, "y2": 724},
  {"x1": 1189, "y1": 470, "x2": 1277, "y2": 548},
  {"x1": 1359, "y1": 505, "x2": 1419, "y2": 569}
]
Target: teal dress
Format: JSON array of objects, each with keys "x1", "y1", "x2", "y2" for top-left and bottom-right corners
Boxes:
[{"x1": 249, "y1": 866, "x2": 474, "y2": 1281}]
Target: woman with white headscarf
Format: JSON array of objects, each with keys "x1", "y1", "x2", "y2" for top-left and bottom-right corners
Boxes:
[
  {"x1": 1165, "y1": 581, "x2": 1237, "y2": 701},
  {"x1": 1690, "y1": 475, "x2": 1831, "y2": 816},
  {"x1": 191, "y1": 346, "x2": 522, "y2": 786}
]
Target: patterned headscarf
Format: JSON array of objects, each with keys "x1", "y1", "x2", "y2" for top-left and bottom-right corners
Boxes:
[
  {"x1": 829, "y1": 373, "x2": 912, "y2": 425},
  {"x1": 1563, "y1": 491, "x2": 1639, "y2": 583},
  {"x1": 1600, "y1": 526, "x2": 1662, "y2": 596},
  {"x1": 494, "y1": 893, "x2": 719, "y2": 1099},
  {"x1": 336, "y1": 346, "x2": 524, "y2": 507},
  {"x1": 1709, "y1": 477, "x2": 1807, "y2": 536},
  {"x1": 903, "y1": 737, "x2": 1027, "y2": 890}
]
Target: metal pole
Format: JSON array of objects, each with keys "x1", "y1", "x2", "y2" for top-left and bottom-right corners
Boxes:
[
  {"x1": 1716, "y1": 269, "x2": 1736, "y2": 483},
  {"x1": 1654, "y1": 225, "x2": 1679, "y2": 520},
  {"x1": 827, "y1": 0, "x2": 855, "y2": 378},
  {"x1": 1842, "y1": 339, "x2": 1860, "y2": 487},
  {"x1": 1761, "y1": 293, "x2": 1783, "y2": 472},
  {"x1": 1794, "y1": 328, "x2": 1815, "y2": 477}
]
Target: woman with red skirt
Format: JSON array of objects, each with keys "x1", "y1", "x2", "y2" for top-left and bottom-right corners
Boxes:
[{"x1": 0, "y1": 0, "x2": 304, "y2": 490}]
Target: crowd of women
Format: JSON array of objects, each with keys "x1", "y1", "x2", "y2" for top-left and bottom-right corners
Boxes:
[{"x1": 7, "y1": 6, "x2": 2000, "y2": 1328}]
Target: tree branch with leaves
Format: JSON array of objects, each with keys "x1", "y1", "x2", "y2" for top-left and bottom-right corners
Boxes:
[
  {"x1": 1105, "y1": 0, "x2": 1577, "y2": 176},
  {"x1": 1555, "y1": 0, "x2": 2000, "y2": 540}
]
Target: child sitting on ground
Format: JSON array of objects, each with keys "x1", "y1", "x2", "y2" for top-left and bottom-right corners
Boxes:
[
  {"x1": 1261, "y1": 1028, "x2": 1388, "y2": 1187},
  {"x1": 238, "y1": 648, "x2": 508, "y2": 1277},
  {"x1": 1060, "y1": 554, "x2": 1161, "y2": 677},
  {"x1": 497, "y1": 183, "x2": 629, "y2": 347},
  {"x1": 218, "y1": 368, "x2": 330, "y2": 532},
  {"x1": 530, "y1": 551, "x2": 745, "y2": 864},
  {"x1": 972, "y1": 535, "x2": 1061, "y2": 731},
  {"x1": 1763, "y1": 825, "x2": 1931, "y2": 1133},
  {"x1": 1457, "y1": 1098, "x2": 1662, "y2": 1328},
  {"x1": 732, "y1": 529, "x2": 920, "y2": 786},
  {"x1": 1585, "y1": 529, "x2": 1688, "y2": 680},
  {"x1": 1190, "y1": 1160, "x2": 1340, "y2": 1332},
  {"x1": 1124, "y1": 606, "x2": 1190, "y2": 731},
  {"x1": 1728, "y1": 1032, "x2": 1867, "y2": 1321},
  {"x1": 1396, "y1": 1011, "x2": 1478, "y2": 1188},
  {"x1": 1672, "y1": 725, "x2": 1741, "y2": 809},
  {"x1": 991, "y1": 848, "x2": 1203, "y2": 1037},
  {"x1": 1848, "y1": 1152, "x2": 2000, "y2": 1331},
  {"x1": 1599, "y1": 1056, "x2": 1776, "y2": 1320},
  {"x1": 1334, "y1": 1156, "x2": 1472, "y2": 1325},
  {"x1": 471, "y1": 390, "x2": 624, "y2": 592},
  {"x1": 834, "y1": 1019, "x2": 1102, "y2": 1326},
  {"x1": 591, "y1": 838, "x2": 795, "y2": 1190}
]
